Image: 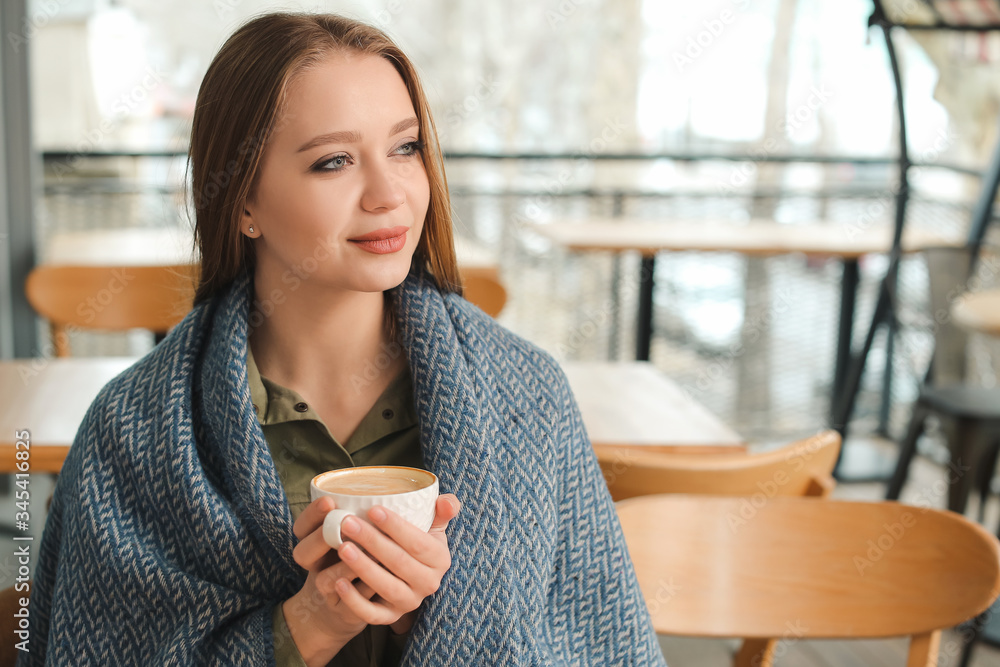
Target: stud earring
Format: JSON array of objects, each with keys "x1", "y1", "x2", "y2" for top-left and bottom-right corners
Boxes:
[{"x1": 248, "y1": 225, "x2": 254, "y2": 234}]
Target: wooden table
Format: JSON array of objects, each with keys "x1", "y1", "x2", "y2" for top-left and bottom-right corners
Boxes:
[
  {"x1": 0, "y1": 358, "x2": 136, "y2": 473},
  {"x1": 952, "y1": 288, "x2": 1000, "y2": 337},
  {"x1": 561, "y1": 361, "x2": 745, "y2": 459},
  {"x1": 0, "y1": 359, "x2": 743, "y2": 474},
  {"x1": 533, "y1": 219, "x2": 963, "y2": 420}
]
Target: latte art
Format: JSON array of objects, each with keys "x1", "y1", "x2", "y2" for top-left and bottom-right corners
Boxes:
[{"x1": 320, "y1": 467, "x2": 432, "y2": 496}]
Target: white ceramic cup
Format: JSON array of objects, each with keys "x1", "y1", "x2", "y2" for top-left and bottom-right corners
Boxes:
[{"x1": 309, "y1": 465, "x2": 439, "y2": 549}]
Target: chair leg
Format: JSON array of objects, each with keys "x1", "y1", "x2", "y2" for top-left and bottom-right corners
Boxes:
[
  {"x1": 51, "y1": 322, "x2": 70, "y2": 357},
  {"x1": 887, "y1": 402, "x2": 928, "y2": 500},
  {"x1": 906, "y1": 630, "x2": 940, "y2": 667},
  {"x1": 734, "y1": 638, "x2": 776, "y2": 667},
  {"x1": 956, "y1": 614, "x2": 987, "y2": 667},
  {"x1": 949, "y1": 419, "x2": 986, "y2": 515},
  {"x1": 975, "y1": 439, "x2": 1000, "y2": 524}
]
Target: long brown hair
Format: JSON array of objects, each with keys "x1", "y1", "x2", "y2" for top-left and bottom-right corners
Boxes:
[{"x1": 188, "y1": 12, "x2": 461, "y2": 305}]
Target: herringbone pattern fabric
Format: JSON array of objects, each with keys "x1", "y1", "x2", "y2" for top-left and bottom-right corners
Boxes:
[{"x1": 20, "y1": 268, "x2": 665, "y2": 666}]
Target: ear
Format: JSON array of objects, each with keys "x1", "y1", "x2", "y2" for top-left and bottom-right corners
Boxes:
[{"x1": 242, "y1": 201, "x2": 259, "y2": 238}]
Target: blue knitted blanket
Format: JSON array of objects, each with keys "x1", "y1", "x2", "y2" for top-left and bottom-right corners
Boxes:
[{"x1": 21, "y1": 268, "x2": 665, "y2": 666}]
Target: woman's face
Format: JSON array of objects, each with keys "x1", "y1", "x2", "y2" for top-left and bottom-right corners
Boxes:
[{"x1": 245, "y1": 52, "x2": 429, "y2": 295}]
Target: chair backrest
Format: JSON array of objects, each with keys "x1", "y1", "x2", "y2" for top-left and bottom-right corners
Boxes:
[
  {"x1": 600, "y1": 430, "x2": 840, "y2": 502},
  {"x1": 25, "y1": 264, "x2": 197, "y2": 356},
  {"x1": 462, "y1": 274, "x2": 507, "y2": 318},
  {"x1": 617, "y1": 494, "x2": 1000, "y2": 667}
]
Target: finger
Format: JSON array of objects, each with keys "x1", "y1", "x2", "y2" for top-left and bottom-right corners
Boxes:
[
  {"x1": 314, "y1": 559, "x2": 361, "y2": 597},
  {"x1": 340, "y1": 513, "x2": 429, "y2": 579},
  {"x1": 354, "y1": 580, "x2": 378, "y2": 600},
  {"x1": 292, "y1": 521, "x2": 341, "y2": 571},
  {"x1": 335, "y1": 577, "x2": 398, "y2": 626},
  {"x1": 429, "y1": 494, "x2": 461, "y2": 533},
  {"x1": 360, "y1": 507, "x2": 450, "y2": 572},
  {"x1": 338, "y1": 540, "x2": 421, "y2": 610},
  {"x1": 292, "y1": 496, "x2": 337, "y2": 540}
]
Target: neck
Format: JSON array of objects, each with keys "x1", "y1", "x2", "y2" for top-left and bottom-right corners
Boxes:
[{"x1": 247, "y1": 271, "x2": 404, "y2": 395}]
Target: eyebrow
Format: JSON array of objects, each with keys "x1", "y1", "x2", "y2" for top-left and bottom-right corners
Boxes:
[{"x1": 296, "y1": 117, "x2": 419, "y2": 153}]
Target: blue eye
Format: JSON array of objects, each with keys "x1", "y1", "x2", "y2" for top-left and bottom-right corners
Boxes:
[
  {"x1": 397, "y1": 140, "x2": 425, "y2": 156},
  {"x1": 315, "y1": 154, "x2": 351, "y2": 172}
]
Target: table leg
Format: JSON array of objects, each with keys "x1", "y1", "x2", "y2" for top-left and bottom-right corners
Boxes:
[
  {"x1": 831, "y1": 259, "x2": 859, "y2": 423},
  {"x1": 878, "y1": 312, "x2": 897, "y2": 435},
  {"x1": 831, "y1": 259, "x2": 897, "y2": 483},
  {"x1": 635, "y1": 255, "x2": 656, "y2": 361}
]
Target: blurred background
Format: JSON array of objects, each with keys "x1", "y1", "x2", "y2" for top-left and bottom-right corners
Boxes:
[
  {"x1": 3, "y1": 0, "x2": 1000, "y2": 663},
  {"x1": 18, "y1": 0, "x2": 1000, "y2": 446}
]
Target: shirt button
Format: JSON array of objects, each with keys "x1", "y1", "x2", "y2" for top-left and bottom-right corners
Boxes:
[
  {"x1": 294, "y1": 402, "x2": 309, "y2": 413},
  {"x1": 382, "y1": 409, "x2": 394, "y2": 420}
]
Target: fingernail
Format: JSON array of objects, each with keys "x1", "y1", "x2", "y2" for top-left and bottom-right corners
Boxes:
[
  {"x1": 342, "y1": 516, "x2": 360, "y2": 536},
  {"x1": 336, "y1": 578, "x2": 350, "y2": 593},
  {"x1": 369, "y1": 506, "x2": 387, "y2": 523},
  {"x1": 340, "y1": 543, "x2": 357, "y2": 562}
]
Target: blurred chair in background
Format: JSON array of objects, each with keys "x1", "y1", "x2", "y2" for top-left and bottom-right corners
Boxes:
[
  {"x1": 462, "y1": 273, "x2": 508, "y2": 318},
  {"x1": 25, "y1": 264, "x2": 197, "y2": 356},
  {"x1": 887, "y1": 246, "x2": 1000, "y2": 516},
  {"x1": 600, "y1": 429, "x2": 840, "y2": 502}
]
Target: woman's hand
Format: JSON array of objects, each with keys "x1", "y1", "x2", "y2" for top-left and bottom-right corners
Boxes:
[{"x1": 282, "y1": 494, "x2": 461, "y2": 667}]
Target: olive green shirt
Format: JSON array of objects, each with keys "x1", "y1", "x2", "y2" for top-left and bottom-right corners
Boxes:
[{"x1": 247, "y1": 348, "x2": 423, "y2": 667}]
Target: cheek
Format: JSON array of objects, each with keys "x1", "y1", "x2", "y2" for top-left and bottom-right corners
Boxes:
[{"x1": 411, "y1": 163, "x2": 431, "y2": 221}]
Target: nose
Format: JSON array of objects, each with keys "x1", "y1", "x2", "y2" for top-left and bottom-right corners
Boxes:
[{"x1": 360, "y1": 159, "x2": 405, "y2": 212}]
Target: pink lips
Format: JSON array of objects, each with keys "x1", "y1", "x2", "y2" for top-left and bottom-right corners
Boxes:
[{"x1": 348, "y1": 226, "x2": 408, "y2": 254}]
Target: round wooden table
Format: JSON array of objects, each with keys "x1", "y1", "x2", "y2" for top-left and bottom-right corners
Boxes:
[{"x1": 951, "y1": 288, "x2": 1000, "y2": 337}]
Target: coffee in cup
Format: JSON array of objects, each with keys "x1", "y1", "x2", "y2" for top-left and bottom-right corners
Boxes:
[{"x1": 309, "y1": 465, "x2": 439, "y2": 548}]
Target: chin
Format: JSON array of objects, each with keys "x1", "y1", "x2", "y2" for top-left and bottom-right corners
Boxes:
[{"x1": 352, "y1": 260, "x2": 412, "y2": 293}]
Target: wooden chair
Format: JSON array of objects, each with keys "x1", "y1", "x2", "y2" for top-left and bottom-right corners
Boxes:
[
  {"x1": 461, "y1": 273, "x2": 507, "y2": 318},
  {"x1": 618, "y1": 494, "x2": 1000, "y2": 667},
  {"x1": 599, "y1": 430, "x2": 840, "y2": 502},
  {"x1": 25, "y1": 264, "x2": 197, "y2": 356}
]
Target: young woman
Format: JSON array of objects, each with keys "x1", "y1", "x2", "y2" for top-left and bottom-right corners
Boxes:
[{"x1": 23, "y1": 13, "x2": 665, "y2": 667}]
